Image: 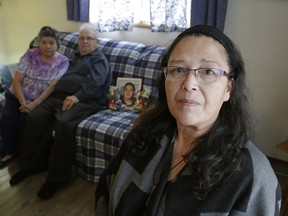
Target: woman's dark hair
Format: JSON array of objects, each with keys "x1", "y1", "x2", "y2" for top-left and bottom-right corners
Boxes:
[
  {"x1": 37, "y1": 26, "x2": 60, "y2": 48},
  {"x1": 126, "y1": 25, "x2": 253, "y2": 200}
]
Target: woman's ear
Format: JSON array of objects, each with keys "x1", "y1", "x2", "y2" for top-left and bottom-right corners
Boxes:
[{"x1": 224, "y1": 78, "x2": 234, "y2": 102}]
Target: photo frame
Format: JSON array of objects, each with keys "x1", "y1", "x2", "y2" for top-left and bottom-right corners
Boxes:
[
  {"x1": 108, "y1": 77, "x2": 150, "y2": 112},
  {"x1": 116, "y1": 77, "x2": 142, "y2": 94}
]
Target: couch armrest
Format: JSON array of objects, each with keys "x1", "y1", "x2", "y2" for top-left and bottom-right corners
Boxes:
[{"x1": 0, "y1": 63, "x2": 17, "y2": 92}]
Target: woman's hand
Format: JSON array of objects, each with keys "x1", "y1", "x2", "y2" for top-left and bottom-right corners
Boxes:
[
  {"x1": 26, "y1": 101, "x2": 38, "y2": 112},
  {"x1": 19, "y1": 100, "x2": 39, "y2": 113},
  {"x1": 19, "y1": 100, "x2": 31, "y2": 113}
]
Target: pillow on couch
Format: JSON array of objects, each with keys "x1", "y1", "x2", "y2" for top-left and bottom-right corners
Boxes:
[
  {"x1": 134, "y1": 85, "x2": 152, "y2": 112},
  {"x1": 107, "y1": 85, "x2": 119, "y2": 110}
]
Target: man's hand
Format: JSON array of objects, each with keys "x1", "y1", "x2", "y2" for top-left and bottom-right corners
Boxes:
[{"x1": 62, "y1": 95, "x2": 79, "y2": 111}]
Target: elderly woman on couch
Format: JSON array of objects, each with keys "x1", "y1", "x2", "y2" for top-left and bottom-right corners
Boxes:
[{"x1": 0, "y1": 26, "x2": 69, "y2": 168}]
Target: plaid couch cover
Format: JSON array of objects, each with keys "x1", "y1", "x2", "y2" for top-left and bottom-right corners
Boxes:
[{"x1": 31, "y1": 32, "x2": 166, "y2": 182}]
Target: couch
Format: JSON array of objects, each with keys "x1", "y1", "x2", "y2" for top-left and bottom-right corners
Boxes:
[{"x1": 0, "y1": 32, "x2": 166, "y2": 183}]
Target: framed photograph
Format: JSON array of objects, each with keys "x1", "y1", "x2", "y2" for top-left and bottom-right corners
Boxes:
[
  {"x1": 116, "y1": 77, "x2": 142, "y2": 94},
  {"x1": 108, "y1": 77, "x2": 149, "y2": 112}
]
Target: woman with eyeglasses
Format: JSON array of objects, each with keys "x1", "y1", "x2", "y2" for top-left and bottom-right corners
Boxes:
[
  {"x1": 0, "y1": 26, "x2": 69, "y2": 169},
  {"x1": 95, "y1": 25, "x2": 281, "y2": 215}
]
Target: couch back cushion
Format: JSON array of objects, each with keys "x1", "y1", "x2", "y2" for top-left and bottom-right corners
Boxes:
[
  {"x1": 30, "y1": 32, "x2": 166, "y2": 102},
  {"x1": 97, "y1": 38, "x2": 165, "y2": 102}
]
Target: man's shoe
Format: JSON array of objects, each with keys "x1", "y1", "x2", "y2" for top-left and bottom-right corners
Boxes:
[
  {"x1": 0, "y1": 159, "x2": 12, "y2": 169},
  {"x1": 0, "y1": 160, "x2": 9, "y2": 169},
  {"x1": 9, "y1": 170, "x2": 31, "y2": 186},
  {"x1": 37, "y1": 182, "x2": 64, "y2": 199},
  {"x1": 0, "y1": 155, "x2": 15, "y2": 169}
]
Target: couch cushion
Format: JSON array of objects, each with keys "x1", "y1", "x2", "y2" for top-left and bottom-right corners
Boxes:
[
  {"x1": 75, "y1": 109, "x2": 139, "y2": 182},
  {"x1": 96, "y1": 38, "x2": 165, "y2": 102},
  {"x1": 0, "y1": 64, "x2": 15, "y2": 92}
]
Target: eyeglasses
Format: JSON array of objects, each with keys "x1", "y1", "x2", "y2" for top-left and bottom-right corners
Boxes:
[
  {"x1": 78, "y1": 37, "x2": 96, "y2": 42},
  {"x1": 162, "y1": 66, "x2": 230, "y2": 83}
]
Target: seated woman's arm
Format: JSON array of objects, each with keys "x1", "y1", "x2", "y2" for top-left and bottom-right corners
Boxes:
[
  {"x1": 13, "y1": 71, "x2": 59, "y2": 112},
  {"x1": 12, "y1": 71, "x2": 27, "y2": 109},
  {"x1": 26, "y1": 79, "x2": 59, "y2": 111}
]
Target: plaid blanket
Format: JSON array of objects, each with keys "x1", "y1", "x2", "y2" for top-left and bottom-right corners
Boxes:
[{"x1": 75, "y1": 110, "x2": 139, "y2": 182}]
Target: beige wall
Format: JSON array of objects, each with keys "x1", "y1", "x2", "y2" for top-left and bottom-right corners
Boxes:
[
  {"x1": 0, "y1": 0, "x2": 82, "y2": 63},
  {"x1": 225, "y1": 0, "x2": 288, "y2": 161},
  {"x1": 0, "y1": 1, "x2": 7, "y2": 63},
  {"x1": 0, "y1": 0, "x2": 288, "y2": 161}
]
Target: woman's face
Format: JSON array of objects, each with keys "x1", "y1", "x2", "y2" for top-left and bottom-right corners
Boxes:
[
  {"x1": 38, "y1": 36, "x2": 58, "y2": 58},
  {"x1": 165, "y1": 36, "x2": 232, "y2": 132}
]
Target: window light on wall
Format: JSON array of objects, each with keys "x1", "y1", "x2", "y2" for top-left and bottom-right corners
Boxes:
[{"x1": 89, "y1": 0, "x2": 190, "y2": 28}]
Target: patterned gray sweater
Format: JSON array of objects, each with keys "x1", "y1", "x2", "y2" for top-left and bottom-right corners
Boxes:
[{"x1": 95, "y1": 134, "x2": 282, "y2": 216}]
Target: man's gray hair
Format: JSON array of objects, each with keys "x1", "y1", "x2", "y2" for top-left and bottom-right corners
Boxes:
[{"x1": 79, "y1": 23, "x2": 98, "y2": 37}]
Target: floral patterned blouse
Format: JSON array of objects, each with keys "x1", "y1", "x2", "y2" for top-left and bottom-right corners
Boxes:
[{"x1": 10, "y1": 48, "x2": 69, "y2": 101}]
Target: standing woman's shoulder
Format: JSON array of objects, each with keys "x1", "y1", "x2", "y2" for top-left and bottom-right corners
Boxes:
[
  {"x1": 244, "y1": 141, "x2": 275, "y2": 177},
  {"x1": 243, "y1": 140, "x2": 281, "y2": 215}
]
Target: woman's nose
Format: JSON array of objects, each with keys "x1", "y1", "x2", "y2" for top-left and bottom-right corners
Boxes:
[{"x1": 181, "y1": 72, "x2": 199, "y2": 91}]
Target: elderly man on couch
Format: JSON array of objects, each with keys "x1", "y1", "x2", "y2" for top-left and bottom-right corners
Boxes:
[{"x1": 9, "y1": 23, "x2": 111, "y2": 199}]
